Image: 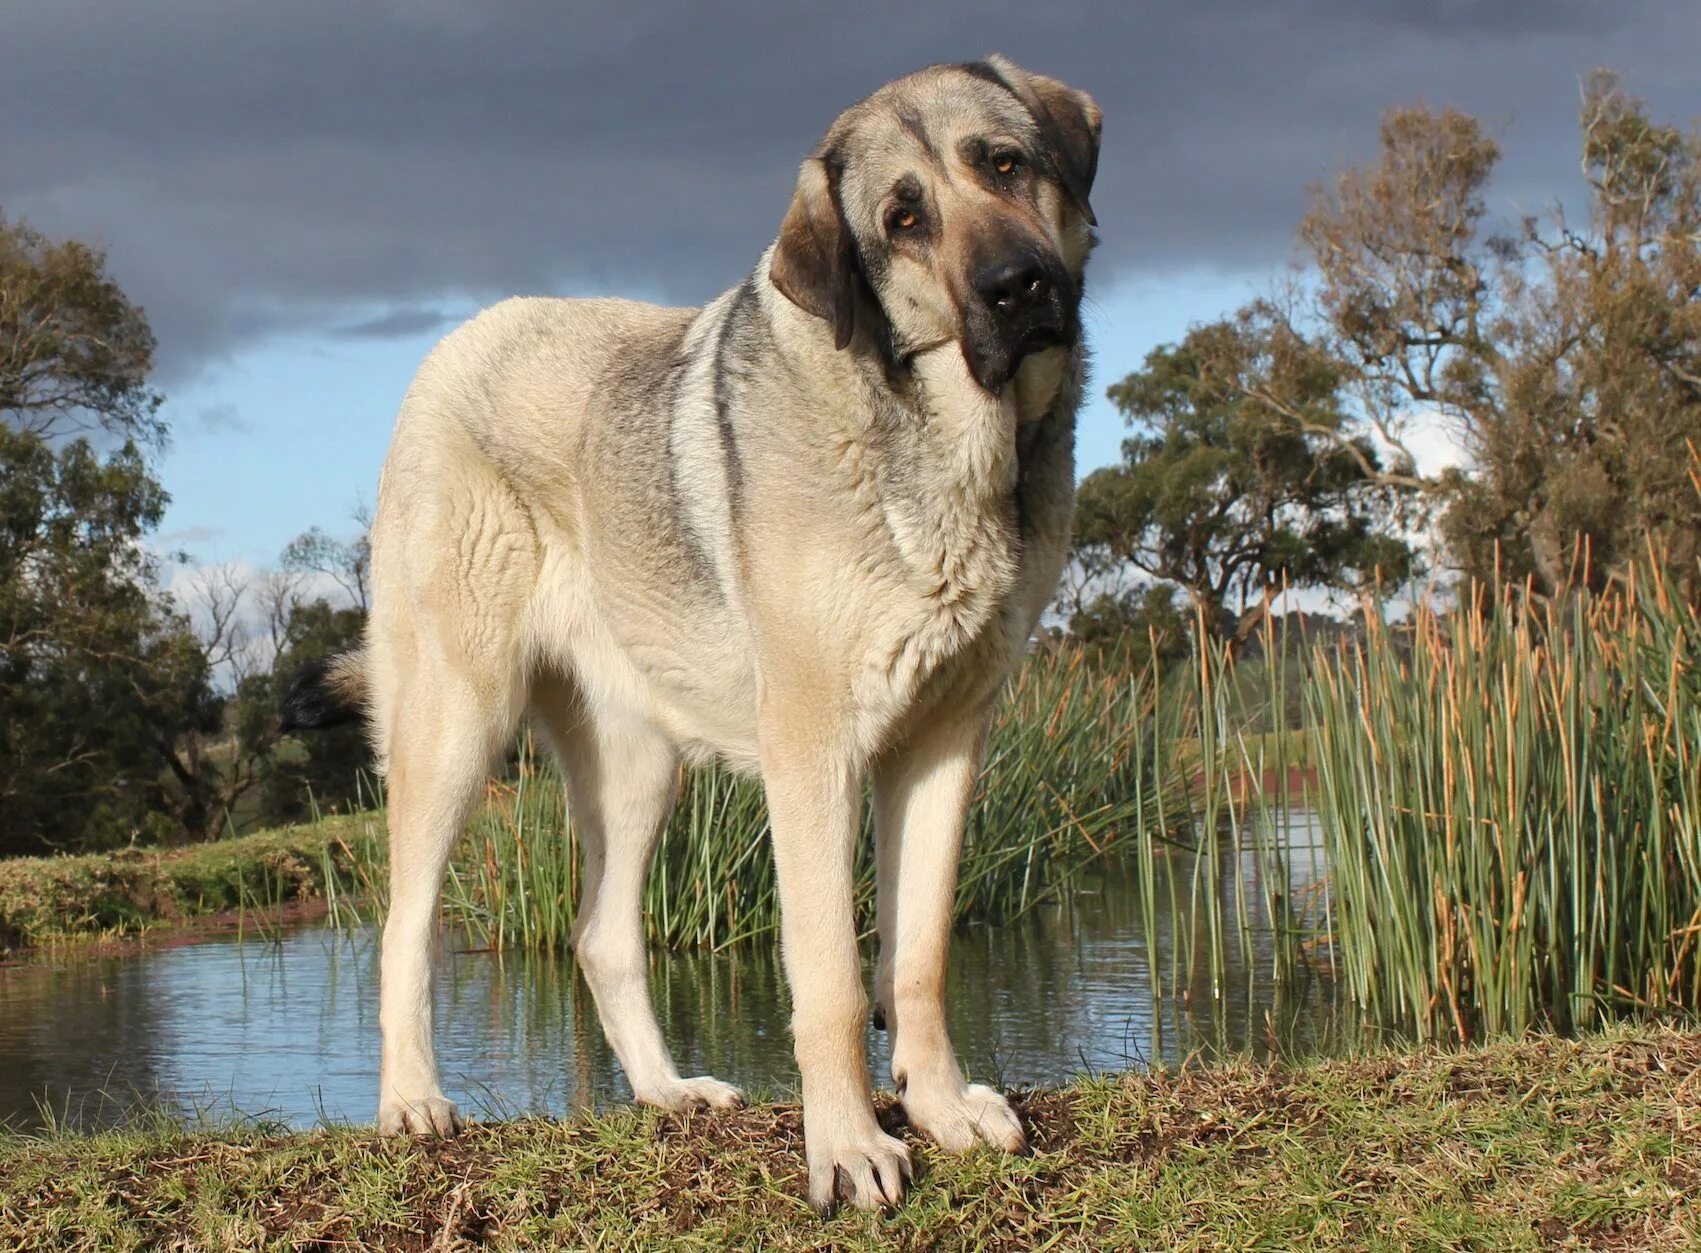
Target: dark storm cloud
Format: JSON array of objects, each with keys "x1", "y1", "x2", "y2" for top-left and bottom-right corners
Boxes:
[{"x1": 2, "y1": 0, "x2": 1696, "y2": 382}]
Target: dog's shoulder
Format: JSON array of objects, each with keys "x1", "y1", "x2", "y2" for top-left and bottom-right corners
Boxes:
[{"x1": 393, "y1": 296, "x2": 700, "y2": 450}]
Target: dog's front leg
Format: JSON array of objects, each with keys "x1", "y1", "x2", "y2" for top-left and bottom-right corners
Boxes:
[
  {"x1": 873, "y1": 703, "x2": 1026, "y2": 1154},
  {"x1": 761, "y1": 717, "x2": 910, "y2": 1214}
]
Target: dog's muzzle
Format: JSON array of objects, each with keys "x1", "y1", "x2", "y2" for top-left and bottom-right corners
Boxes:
[{"x1": 962, "y1": 245, "x2": 1076, "y2": 392}]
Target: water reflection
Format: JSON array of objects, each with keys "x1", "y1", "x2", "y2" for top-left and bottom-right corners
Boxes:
[{"x1": 0, "y1": 814, "x2": 1334, "y2": 1131}]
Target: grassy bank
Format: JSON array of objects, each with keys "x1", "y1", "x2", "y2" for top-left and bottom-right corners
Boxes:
[
  {"x1": 2, "y1": 1025, "x2": 1695, "y2": 1250},
  {"x1": 0, "y1": 817, "x2": 372, "y2": 953}
]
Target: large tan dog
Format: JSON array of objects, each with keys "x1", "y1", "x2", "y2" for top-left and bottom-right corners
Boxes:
[{"x1": 284, "y1": 56, "x2": 1100, "y2": 1213}]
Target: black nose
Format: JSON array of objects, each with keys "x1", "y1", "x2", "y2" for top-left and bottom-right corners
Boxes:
[{"x1": 973, "y1": 252, "x2": 1050, "y2": 318}]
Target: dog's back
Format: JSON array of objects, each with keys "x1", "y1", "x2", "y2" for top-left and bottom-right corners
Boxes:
[{"x1": 363, "y1": 293, "x2": 760, "y2": 770}]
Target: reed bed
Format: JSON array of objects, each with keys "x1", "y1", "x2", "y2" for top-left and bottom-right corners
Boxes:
[
  {"x1": 1129, "y1": 553, "x2": 1701, "y2": 1051},
  {"x1": 330, "y1": 646, "x2": 1183, "y2": 952},
  {"x1": 321, "y1": 550, "x2": 1701, "y2": 1056},
  {"x1": 1118, "y1": 624, "x2": 1331, "y2": 1054},
  {"x1": 1307, "y1": 559, "x2": 1701, "y2": 1045}
]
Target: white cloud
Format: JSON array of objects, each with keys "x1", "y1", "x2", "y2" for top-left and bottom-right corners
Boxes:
[{"x1": 1401, "y1": 417, "x2": 1467, "y2": 479}]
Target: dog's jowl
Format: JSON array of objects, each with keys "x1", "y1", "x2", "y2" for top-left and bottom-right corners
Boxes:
[{"x1": 285, "y1": 55, "x2": 1100, "y2": 1215}]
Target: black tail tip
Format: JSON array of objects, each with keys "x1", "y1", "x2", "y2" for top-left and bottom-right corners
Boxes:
[{"x1": 279, "y1": 657, "x2": 359, "y2": 732}]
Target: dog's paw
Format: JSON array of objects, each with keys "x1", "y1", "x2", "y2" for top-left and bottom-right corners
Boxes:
[
  {"x1": 638, "y1": 1075, "x2": 746, "y2": 1113},
  {"x1": 901, "y1": 1081, "x2": 1026, "y2": 1154},
  {"x1": 376, "y1": 1094, "x2": 463, "y2": 1137},
  {"x1": 807, "y1": 1124, "x2": 911, "y2": 1215}
]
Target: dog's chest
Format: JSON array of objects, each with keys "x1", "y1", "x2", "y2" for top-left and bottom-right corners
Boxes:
[
  {"x1": 885, "y1": 499, "x2": 1018, "y2": 666},
  {"x1": 850, "y1": 372, "x2": 1035, "y2": 722}
]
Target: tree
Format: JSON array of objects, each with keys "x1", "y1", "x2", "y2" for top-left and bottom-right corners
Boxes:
[
  {"x1": 1300, "y1": 73, "x2": 1701, "y2": 593},
  {"x1": 1074, "y1": 306, "x2": 1418, "y2": 641},
  {"x1": 0, "y1": 211, "x2": 162, "y2": 447},
  {"x1": 174, "y1": 528, "x2": 376, "y2": 835},
  {"x1": 1066, "y1": 582, "x2": 1191, "y2": 667},
  {"x1": 0, "y1": 211, "x2": 381, "y2": 854},
  {"x1": 282, "y1": 515, "x2": 371, "y2": 612},
  {"x1": 254, "y1": 598, "x2": 372, "y2": 826},
  {"x1": 0, "y1": 425, "x2": 216, "y2": 854},
  {"x1": 0, "y1": 212, "x2": 219, "y2": 855}
]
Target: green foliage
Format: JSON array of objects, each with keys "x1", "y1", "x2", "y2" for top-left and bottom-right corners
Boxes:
[
  {"x1": 0, "y1": 425, "x2": 217, "y2": 856},
  {"x1": 1308, "y1": 561, "x2": 1701, "y2": 1043},
  {"x1": 1077, "y1": 305, "x2": 1417, "y2": 639},
  {"x1": 0, "y1": 210, "x2": 225, "y2": 855},
  {"x1": 0, "y1": 208, "x2": 381, "y2": 855},
  {"x1": 254, "y1": 599, "x2": 372, "y2": 827},
  {"x1": 1064, "y1": 582, "x2": 1192, "y2": 673},
  {"x1": 1122, "y1": 544, "x2": 1701, "y2": 1048},
  {"x1": 0, "y1": 211, "x2": 162, "y2": 447}
]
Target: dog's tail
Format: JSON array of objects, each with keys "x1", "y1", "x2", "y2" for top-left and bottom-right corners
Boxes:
[{"x1": 279, "y1": 649, "x2": 369, "y2": 732}]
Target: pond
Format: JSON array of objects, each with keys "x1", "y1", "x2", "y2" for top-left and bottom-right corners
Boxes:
[{"x1": 0, "y1": 814, "x2": 1332, "y2": 1132}]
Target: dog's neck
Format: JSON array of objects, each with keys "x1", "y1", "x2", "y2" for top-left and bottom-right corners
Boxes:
[
  {"x1": 902, "y1": 345, "x2": 1021, "y2": 500},
  {"x1": 753, "y1": 272, "x2": 1078, "y2": 692},
  {"x1": 862, "y1": 345, "x2": 1031, "y2": 646},
  {"x1": 757, "y1": 269, "x2": 1068, "y2": 559}
]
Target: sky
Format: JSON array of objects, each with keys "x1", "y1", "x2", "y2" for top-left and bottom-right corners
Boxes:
[{"x1": 4, "y1": 1, "x2": 1699, "y2": 573}]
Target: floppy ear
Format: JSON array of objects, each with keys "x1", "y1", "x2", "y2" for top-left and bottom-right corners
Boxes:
[
  {"x1": 768, "y1": 153, "x2": 858, "y2": 350},
  {"x1": 984, "y1": 54, "x2": 1103, "y2": 227}
]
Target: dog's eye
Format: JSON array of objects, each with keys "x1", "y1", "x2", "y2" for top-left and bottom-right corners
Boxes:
[
  {"x1": 887, "y1": 206, "x2": 921, "y2": 234},
  {"x1": 991, "y1": 149, "x2": 1024, "y2": 177}
]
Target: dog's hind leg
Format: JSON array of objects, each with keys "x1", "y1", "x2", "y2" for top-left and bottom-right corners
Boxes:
[
  {"x1": 375, "y1": 642, "x2": 520, "y2": 1137},
  {"x1": 370, "y1": 459, "x2": 535, "y2": 1137},
  {"x1": 535, "y1": 685, "x2": 744, "y2": 1113}
]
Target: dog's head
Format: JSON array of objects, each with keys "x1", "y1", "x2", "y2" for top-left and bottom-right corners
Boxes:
[{"x1": 769, "y1": 56, "x2": 1101, "y2": 394}]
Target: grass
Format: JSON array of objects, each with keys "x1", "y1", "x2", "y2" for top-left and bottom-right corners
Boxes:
[
  {"x1": 0, "y1": 648, "x2": 1185, "y2": 959},
  {"x1": 0, "y1": 817, "x2": 375, "y2": 953},
  {"x1": 1119, "y1": 551, "x2": 1701, "y2": 1054},
  {"x1": 1, "y1": 1024, "x2": 1695, "y2": 1249},
  {"x1": 0, "y1": 648, "x2": 1183, "y2": 958},
  {"x1": 8, "y1": 551, "x2": 1700, "y2": 1066}
]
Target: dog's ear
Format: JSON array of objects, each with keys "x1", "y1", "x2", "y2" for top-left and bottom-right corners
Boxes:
[
  {"x1": 769, "y1": 153, "x2": 858, "y2": 350},
  {"x1": 983, "y1": 55, "x2": 1102, "y2": 227}
]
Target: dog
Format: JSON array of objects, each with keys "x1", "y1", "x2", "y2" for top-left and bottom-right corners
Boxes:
[{"x1": 283, "y1": 55, "x2": 1100, "y2": 1214}]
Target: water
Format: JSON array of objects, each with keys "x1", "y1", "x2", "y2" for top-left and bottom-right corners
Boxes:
[{"x1": 0, "y1": 815, "x2": 1333, "y2": 1132}]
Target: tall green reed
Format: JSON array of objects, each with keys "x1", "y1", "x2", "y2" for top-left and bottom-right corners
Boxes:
[
  {"x1": 1111, "y1": 556, "x2": 1701, "y2": 1055},
  {"x1": 1126, "y1": 619, "x2": 1329, "y2": 1049},
  {"x1": 1308, "y1": 558, "x2": 1701, "y2": 1044}
]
